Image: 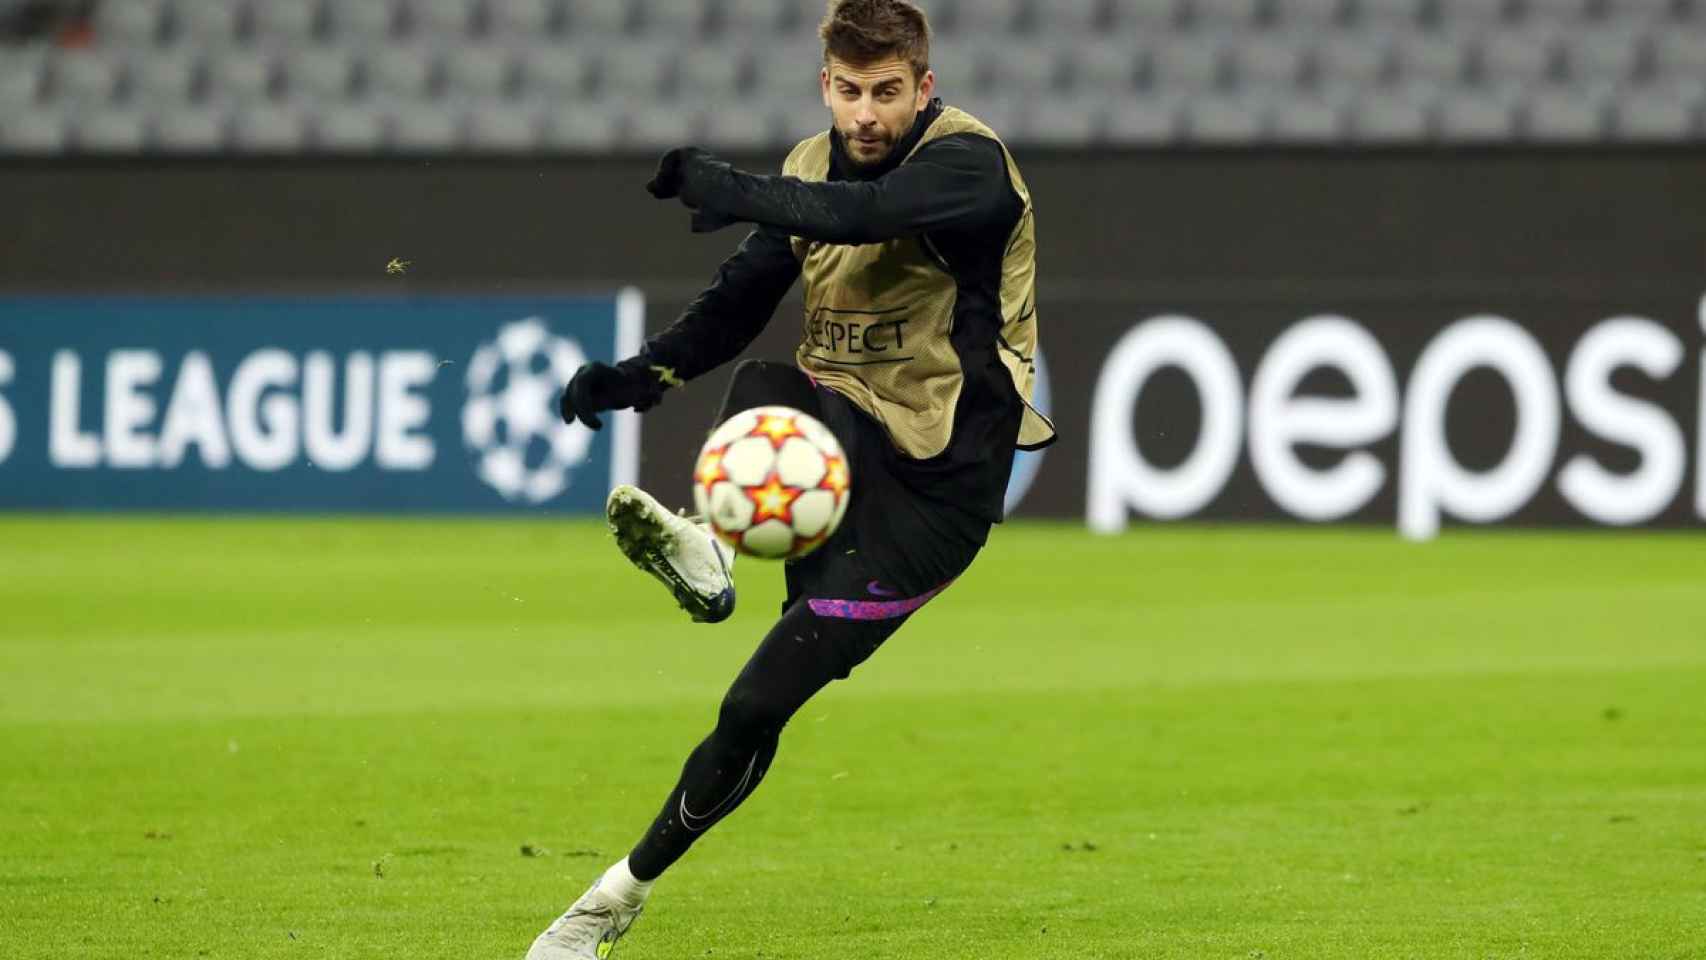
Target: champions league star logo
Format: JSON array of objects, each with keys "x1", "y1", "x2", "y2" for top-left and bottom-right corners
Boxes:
[{"x1": 463, "y1": 318, "x2": 594, "y2": 505}]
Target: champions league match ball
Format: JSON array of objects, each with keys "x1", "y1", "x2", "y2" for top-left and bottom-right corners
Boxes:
[{"x1": 693, "y1": 406, "x2": 852, "y2": 561}]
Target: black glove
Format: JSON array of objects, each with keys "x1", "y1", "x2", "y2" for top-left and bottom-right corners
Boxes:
[
  {"x1": 645, "y1": 146, "x2": 701, "y2": 200},
  {"x1": 558, "y1": 358, "x2": 668, "y2": 431},
  {"x1": 647, "y1": 147, "x2": 740, "y2": 233}
]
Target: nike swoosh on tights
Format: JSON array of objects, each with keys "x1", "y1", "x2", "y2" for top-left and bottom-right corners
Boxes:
[{"x1": 866, "y1": 580, "x2": 900, "y2": 597}]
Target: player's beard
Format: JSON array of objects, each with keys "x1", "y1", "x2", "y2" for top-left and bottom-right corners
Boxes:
[{"x1": 842, "y1": 124, "x2": 900, "y2": 168}]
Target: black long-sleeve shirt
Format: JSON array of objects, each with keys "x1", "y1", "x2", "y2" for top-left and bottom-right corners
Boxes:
[{"x1": 642, "y1": 100, "x2": 1019, "y2": 383}]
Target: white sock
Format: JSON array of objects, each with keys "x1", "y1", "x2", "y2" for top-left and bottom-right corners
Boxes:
[{"x1": 598, "y1": 856, "x2": 654, "y2": 908}]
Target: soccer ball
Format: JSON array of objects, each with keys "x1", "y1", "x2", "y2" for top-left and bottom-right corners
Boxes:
[{"x1": 692, "y1": 406, "x2": 851, "y2": 561}]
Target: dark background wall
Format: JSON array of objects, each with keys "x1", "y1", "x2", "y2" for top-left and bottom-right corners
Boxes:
[
  {"x1": 5, "y1": 148, "x2": 1704, "y2": 522},
  {"x1": 7, "y1": 149, "x2": 1706, "y2": 297}
]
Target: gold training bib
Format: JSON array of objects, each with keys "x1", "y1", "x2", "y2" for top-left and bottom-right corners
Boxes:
[{"x1": 783, "y1": 107, "x2": 1054, "y2": 459}]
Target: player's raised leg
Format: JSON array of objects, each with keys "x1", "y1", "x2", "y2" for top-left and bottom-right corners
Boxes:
[{"x1": 715, "y1": 359, "x2": 822, "y2": 422}]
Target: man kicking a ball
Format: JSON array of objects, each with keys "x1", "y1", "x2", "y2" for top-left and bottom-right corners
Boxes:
[{"x1": 528, "y1": 1, "x2": 1053, "y2": 956}]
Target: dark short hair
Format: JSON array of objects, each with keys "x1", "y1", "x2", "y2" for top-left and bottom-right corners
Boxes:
[{"x1": 818, "y1": 0, "x2": 932, "y2": 82}]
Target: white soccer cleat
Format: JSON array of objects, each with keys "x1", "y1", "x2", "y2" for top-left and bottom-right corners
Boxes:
[
  {"x1": 524, "y1": 880, "x2": 646, "y2": 960},
  {"x1": 605, "y1": 483, "x2": 736, "y2": 624}
]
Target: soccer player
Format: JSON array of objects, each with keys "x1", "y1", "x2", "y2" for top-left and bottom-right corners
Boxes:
[{"x1": 526, "y1": 1, "x2": 1053, "y2": 956}]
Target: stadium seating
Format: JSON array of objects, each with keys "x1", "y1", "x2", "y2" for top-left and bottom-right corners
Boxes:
[
  {"x1": 155, "y1": 105, "x2": 226, "y2": 150},
  {"x1": 0, "y1": 0, "x2": 1701, "y2": 153},
  {"x1": 1351, "y1": 89, "x2": 1433, "y2": 138},
  {"x1": 486, "y1": 0, "x2": 558, "y2": 37},
  {"x1": 312, "y1": 102, "x2": 386, "y2": 150}
]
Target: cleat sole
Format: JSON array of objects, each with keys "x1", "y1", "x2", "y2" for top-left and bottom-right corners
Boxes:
[{"x1": 606, "y1": 486, "x2": 734, "y2": 624}]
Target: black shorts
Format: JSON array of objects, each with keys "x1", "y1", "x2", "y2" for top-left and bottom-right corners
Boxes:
[{"x1": 715, "y1": 360, "x2": 996, "y2": 622}]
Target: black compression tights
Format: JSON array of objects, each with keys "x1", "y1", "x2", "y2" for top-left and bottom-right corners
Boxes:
[{"x1": 626, "y1": 600, "x2": 903, "y2": 881}]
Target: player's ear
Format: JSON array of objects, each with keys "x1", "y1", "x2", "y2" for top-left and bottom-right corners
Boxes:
[
  {"x1": 917, "y1": 69, "x2": 934, "y2": 108},
  {"x1": 820, "y1": 66, "x2": 831, "y2": 107}
]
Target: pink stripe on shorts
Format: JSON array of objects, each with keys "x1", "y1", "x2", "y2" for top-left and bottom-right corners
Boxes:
[{"x1": 807, "y1": 581, "x2": 952, "y2": 621}]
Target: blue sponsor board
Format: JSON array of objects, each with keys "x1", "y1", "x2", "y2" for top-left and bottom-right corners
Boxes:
[{"x1": 0, "y1": 294, "x2": 643, "y2": 512}]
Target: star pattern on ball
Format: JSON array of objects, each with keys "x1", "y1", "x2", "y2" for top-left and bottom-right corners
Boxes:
[
  {"x1": 819, "y1": 455, "x2": 850, "y2": 497},
  {"x1": 749, "y1": 413, "x2": 804, "y2": 449},
  {"x1": 695, "y1": 447, "x2": 729, "y2": 488},
  {"x1": 745, "y1": 474, "x2": 802, "y2": 525}
]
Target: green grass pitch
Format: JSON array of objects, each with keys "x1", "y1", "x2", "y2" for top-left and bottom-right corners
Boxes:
[{"x1": 2, "y1": 517, "x2": 1703, "y2": 959}]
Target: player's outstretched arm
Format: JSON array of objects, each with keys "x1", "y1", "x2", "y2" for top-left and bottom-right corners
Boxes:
[
  {"x1": 647, "y1": 136, "x2": 1010, "y2": 246},
  {"x1": 643, "y1": 226, "x2": 800, "y2": 382},
  {"x1": 558, "y1": 227, "x2": 800, "y2": 431}
]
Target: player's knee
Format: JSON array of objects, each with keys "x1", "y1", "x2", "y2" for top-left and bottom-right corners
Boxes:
[
  {"x1": 727, "y1": 358, "x2": 788, "y2": 399},
  {"x1": 731, "y1": 358, "x2": 771, "y2": 382},
  {"x1": 718, "y1": 359, "x2": 789, "y2": 424},
  {"x1": 716, "y1": 686, "x2": 791, "y2": 743}
]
